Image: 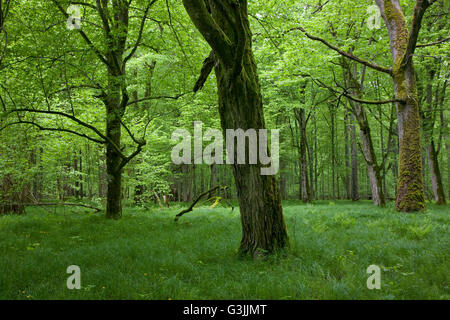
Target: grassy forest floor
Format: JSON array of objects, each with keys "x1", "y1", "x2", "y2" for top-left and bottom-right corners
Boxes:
[{"x1": 0, "y1": 201, "x2": 448, "y2": 300}]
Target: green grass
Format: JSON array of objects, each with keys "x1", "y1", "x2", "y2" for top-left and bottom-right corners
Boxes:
[{"x1": 0, "y1": 201, "x2": 448, "y2": 300}]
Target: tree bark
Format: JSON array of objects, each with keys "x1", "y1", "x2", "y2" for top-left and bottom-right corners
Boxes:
[
  {"x1": 375, "y1": 0, "x2": 429, "y2": 211},
  {"x1": 183, "y1": 0, "x2": 289, "y2": 257}
]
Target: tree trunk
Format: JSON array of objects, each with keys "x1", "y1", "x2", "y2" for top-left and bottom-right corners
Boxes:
[
  {"x1": 330, "y1": 105, "x2": 336, "y2": 199},
  {"x1": 376, "y1": 0, "x2": 427, "y2": 211},
  {"x1": 209, "y1": 163, "x2": 217, "y2": 198},
  {"x1": 105, "y1": 102, "x2": 123, "y2": 219},
  {"x1": 354, "y1": 105, "x2": 385, "y2": 206},
  {"x1": 422, "y1": 69, "x2": 446, "y2": 204},
  {"x1": 350, "y1": 114, "x2": 359, "y2": 201},
  {"x1": 344, "y1": 59, "x2": 385, "y2": 206},
  {"x1": 183, "y1": 0, "x2": 289, "y2": 257},
  {"x1": 295, "y1": 108, "x2": 311, "y2": 203},
  {"x1": 425, "y1": 141, "x2": 446, "y2": 204},
  {"x1": 344, "y1": 111, "x2": 351, "y2": 199}
]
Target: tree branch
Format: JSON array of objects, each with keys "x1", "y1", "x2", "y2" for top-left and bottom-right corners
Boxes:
[
  {"x1": 6, "y1": 108, "x2": 125, "y2": 158},
  {"x1": 182, "y1": 0, "x2": 233, "y2": 65},
  {"x1": 123, "y1": 0, "x2": 158, "y2": 65},
  {"x1": 0, "y1": 120, "x2": 105, "y2": 144},
  {"x1": 174, "y1": 186, "x2": 228, "y2": 222},
  {"x1": 193, "y1": 50, "x2": 216, "y2": 92},
  {"x1": 403, "y1": 0, "x2": 434, "y2": 65},
  {"x1": 126, "y1": 92, "x2": 187, "y2": 106},
  {"x1": 416, "y1": 36, "x2": 450, "y2": 48},
  {"x1": 289, "y1": 26, "x2": 393, "y2": 76}
]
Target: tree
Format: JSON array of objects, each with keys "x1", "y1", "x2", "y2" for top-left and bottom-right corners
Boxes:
[
  {"x1": 1, "y1": 0, "x2": 182, "y2": 218},
  {"x1": 182, "y1": 0, "x2": 289, "y2": 257},
  {"x1": 373, "y1": 0, "x2": 438, "y2": 211},
  {"x1": 293, "y1": 0, "x2": 438, "y2": 211}
]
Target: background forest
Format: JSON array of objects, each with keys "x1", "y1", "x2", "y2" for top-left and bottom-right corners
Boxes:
[{"x1": 0, "y1": 0, "x2": 448, "y2": 300}]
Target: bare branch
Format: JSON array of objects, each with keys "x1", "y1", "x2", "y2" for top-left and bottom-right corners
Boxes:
[
  {"x1": 126, "y1": 92, "x2": 187, "y2": 106},
  {"x1": 417, "y1": 36, "x2": 450, "y2": 48},
  {"x1": 0, "y1": 120, "x2": 105, "y2": 144},
  {"x1": 288, "y1": 26, "x2": 393, "y2": 76},
  {"x1": 6, "y1": 108, "x2": 124, "y2": 158}
]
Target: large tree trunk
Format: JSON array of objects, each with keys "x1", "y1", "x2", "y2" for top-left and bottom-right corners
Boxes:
[
  {"x1": 376, "y1": 0, "x2": 428, "y2": 212},
  {"x1": 183, "y1": 0, "x2": 289, "y2": 257}
]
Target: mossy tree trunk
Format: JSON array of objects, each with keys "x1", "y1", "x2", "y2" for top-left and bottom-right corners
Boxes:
[
  {"x1": 375, "y1": 0, "x2": 434, "y2": 211},
  {"x1": 105, "y1": 74, "x2": 125, "y2": 219},
  {"x1": 183, "y1": 0, "x2": 289, "y2": 257}
]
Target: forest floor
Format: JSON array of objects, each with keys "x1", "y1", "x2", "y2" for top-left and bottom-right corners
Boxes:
[{"x1": 0, "y1": 201, "x2": 448, "y2": 300}]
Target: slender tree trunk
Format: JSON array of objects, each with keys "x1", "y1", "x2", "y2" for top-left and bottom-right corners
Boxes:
[
  {"x1": 422, "y1": 70, "x2": 446, "y2": 204},
  {"x1": 329, "y1": 105, "x2": 336, "y2": 199},
  {"x1": 350, "y1": 114, "x2": 359, "y2": 201},
  {"x1": 344, "y1": 111, "x2": 351, "y2": 199},
  {"x1": 295, "y1": 108, "x2": 311, "y2": 203},
  {"x1": 344, "y1": 60, "x2": 385, "y2": 205},
  {"x1": 354, "y1": 105, "x2": 385, "y2": 206}
]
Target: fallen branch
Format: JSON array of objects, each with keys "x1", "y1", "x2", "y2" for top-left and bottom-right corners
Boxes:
[
  {"x1": 174, "y1": 186, "x2": 227, "y2": 222},
  {"x1": 20, "y1": 202, "x2": 103, "y2": 213}
]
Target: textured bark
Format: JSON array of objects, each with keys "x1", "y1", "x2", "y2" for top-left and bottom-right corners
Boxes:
[
  {"x1": 105, "y1": 99, "x2": 123, "y2": 219},
  {"x1": 183, "y1": 0, "x2": 289, "y2": 257},
  {"x1": 375, "y1": 0, "x2": 429, "y2": 211}
]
